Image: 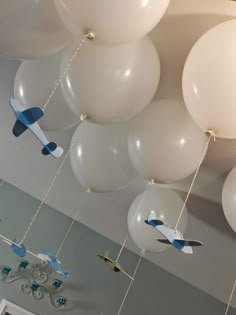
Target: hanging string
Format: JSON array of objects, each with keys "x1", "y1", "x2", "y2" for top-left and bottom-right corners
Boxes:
[
  {"x1": 55, "y1": 190, "x2": 89, "y2": 259},
  {"x1": 117, "y1": 250, "x2": 145, "y2": 315},
  {"x1": 116, "y1": 190, "x2": 148, "y2": 262},
  {"x1": 17, "y1": 33, "x2": 96, "y2": 245},
  {"x1": 42, "y1": 31, "x2": 95, "y2": 112},
  {"x1": 19, "y1": 114, "x2": 88, "y2": 246},
  {"x1": 175, "y1": 130, "x2": 216, "y2": 230},
  {"x1": 225, "y1": 280, "x2": 236, "y2": 315}
]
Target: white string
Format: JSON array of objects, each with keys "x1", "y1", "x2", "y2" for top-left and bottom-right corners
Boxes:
[
  {"x1": 116, "y1": 190, "x2": 148, "y2": 262},
  {"x1": 42, "y1": 31, "x2": 95, "y2": 112},
  {"x1": 117, "y1": 250, "x2": 145, "y2": 315},
  {"x1": 19, "y1": 116, "x2": 87, "y2": 246},
  {"x1": 55, "y1": 192, "x2": 88, "y2": 258},
  {"x1": 225, "y1": 280, "x2": 236, "y2": 315},
  {"x1": 175, "y1": 130, "x2": 215, "y2": 230}
]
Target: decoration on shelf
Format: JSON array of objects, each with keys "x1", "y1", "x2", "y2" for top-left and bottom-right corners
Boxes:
[
  {"x1": 54, "y1": 0, "x2": 170, "y2": 44},
  {"x1": 9, "y1": 98, "x2": 64, "y2": 158},
  {"x1": 145, "y1": 211, "x2": 203, "y2": 254},
  {"x1": 37, "y1": 250, "x2": 69, "y2": 278},
  {"x1": 182, "y1": 20, "x2": 236, "y2": 139},
  {"x1": 70, "y1": 121, "x2": 137, "y2": 192},
  {"x1": 128, "y1": 99, "x2": 208, "y2": 183},
  {"x1": 60, "y1": 36, "x2": 160, "y2": 123},
  {"x1": 0, "y1": 260, "x2": 67, "y2": 311},
  {"x1": 128, "y1": 185, "x2": 188, "y2": 253},
  {"x1": 97, "y1": 251, "x2": 133, "y2": 280}
]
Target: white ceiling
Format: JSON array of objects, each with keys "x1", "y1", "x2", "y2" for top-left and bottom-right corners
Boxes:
[{"x1": 0, "y1": 0, "x2": 236, "y2": 307}]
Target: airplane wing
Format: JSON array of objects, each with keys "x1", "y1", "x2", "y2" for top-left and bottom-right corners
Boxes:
[
  {"x1": 174, "y1": 239, "x2": 203, "y2": 247},
  {"x1": 22, "y1": 107, "x2": 44, "y2": 124},
  {"x1": 13, "y1": 120, "x2": 28, "y2": 137},
  {"x1": 157, "y1": 239, "x2": 171, "y2": 244},
  {"x1": 97, "y1": 254, "x2": 113, "y2": 264},
  {"x1": 37, "y1": 253, "x2": 52, "y2": 262}
]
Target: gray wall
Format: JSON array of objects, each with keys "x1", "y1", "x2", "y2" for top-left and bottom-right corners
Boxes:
[{"x1": 0, "y1": 182, "x2": 234, "y2": 315}]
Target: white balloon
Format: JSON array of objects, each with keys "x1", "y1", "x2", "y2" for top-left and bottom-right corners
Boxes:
[
  {"x1": 183, "y1": 20, "x2": 236, "y2": 139},
  {"x1": 128, "y1": 185, "x2": 187, "y2": 252},
  {"x1": 54, "y1": 0, "x2": 170, "y2": 44},
  {"x1": 0, "y1": 0, "x2": 71, "y2": 60},
  {"x1": 14, "y1": 53, "x2": 79, "y2": 131},
  {"x1": 222, "y1": 166, "x2": 236, "y2": 232},
  {"x1": 128, "y1": 99, "x2": 207, "y2": 183},
  {"x1": 70, "y1": 121, "x2": 137, "y2": 193},
  {"x1": 61, "y1": 37, "x2": 160, "y2": 123}
]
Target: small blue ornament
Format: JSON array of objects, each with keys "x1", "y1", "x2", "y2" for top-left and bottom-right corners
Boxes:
[
  {"x1": 31, "y1": 282, "x2": 40, "y2": 291},
  {"x1": 1, "y1": 266, "x2": 11, "y2": 275}
]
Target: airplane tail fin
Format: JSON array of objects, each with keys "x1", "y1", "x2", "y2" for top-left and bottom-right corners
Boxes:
[
  {"x1": 174, "y1": 239, "x2": 203, "y2": 247},
  {"x1": 104, "y1": 251, "x2": 109, "y2": 258},
  {"x1": 42, "y1": 142, "x2": 63, "y2": 158},
  {"x1": 61, "y1": 270, "x2": 70, "y2": 278},
  {"x1": 145, "y1": 211, "x2": 164, "y2": 228}
]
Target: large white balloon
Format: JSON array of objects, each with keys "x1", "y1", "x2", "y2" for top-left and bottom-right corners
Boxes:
[
  {"x1": 0, "y1": 0, "x2": 71, "y2": 60},
  {"x1": 128, "y1": 99, "x2": 207, "y2": 183},
  {"x1": 61, "y1": 37, "x2": 160, "y2": 123},
  {"x1": 222, "y1": 166, "x2": 236, "y2": 232},
  {"x1": 14, "y1": 53, "x2": 79, "y2": 131},
  {"x1": 183, "y1": 20, "x2": 236, "y2": 139},
  {"x1": 54, "y1": 0, "x2": 170, "y2": 45},
  {"x1": 128, "y1": 185, "x2": 187, "y2": 253},
  {"x1": 70, "y1": 121, "x2": 137, "y2": 193}
]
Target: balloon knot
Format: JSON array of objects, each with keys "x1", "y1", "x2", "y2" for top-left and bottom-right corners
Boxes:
[
  {"x1": 85, "y1": 31, "x2": 96, "y2": 41},
  {"x1": 149, "y1": 179, "x2": 156, "y2": 185},
  {"x1": 80, "y1": 113, "x2": 87, "y2": 122},
  {"x1": 206, "y1": 129, "x2": 216, "y2": 141}
]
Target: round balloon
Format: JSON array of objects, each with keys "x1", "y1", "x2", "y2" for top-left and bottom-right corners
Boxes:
[
  {"x1": 128, "y1": 185, "x2": 187, "y2": 252},
  {"x1": 0, "y1": 0, "x2": 71, "y2": 60},
  {"x1": 14, "y1": 52, "x2": 79, "y2": 131},
  {"x1": 54, "y1": 0, "x2": 170, "y2": 44},
  {"x1": 70, "y1": 121, "x2": 137, "y2": 192},
  {"x1": 61, "y1": 37, "x2": 160, "y2": 123},
  {"x1": 128, "y1": 99, "x2": 207, "y2": 183},
  {"x1": 183, "y1": 20, "x2": 236, "y2": 139},
  {"x1": 222, "y1": 166, "x2": 236, "y2": 232}
]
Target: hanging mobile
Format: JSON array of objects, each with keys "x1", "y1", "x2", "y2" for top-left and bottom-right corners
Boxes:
[
  {"x1": 145, "y1": 211, "x2": 203, "y2": 254},
  {"x1": 9, "y1": 30, "x2": 95, "y2": 158},
  {"x1": 97, "y1": 251, "x2": 134, "y2": 280},
  {"x1": 9, "y1": 98, "x2": 63, "y2": 158}
]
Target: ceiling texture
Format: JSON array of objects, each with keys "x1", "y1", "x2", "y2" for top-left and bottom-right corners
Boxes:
[{"x1": 0, "y1": 0, "x2": 236, "y2": 308}]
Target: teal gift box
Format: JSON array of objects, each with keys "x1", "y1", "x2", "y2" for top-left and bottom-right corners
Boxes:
[
  {"x1": 1, "y1": 266, "x2": 11, "y2": 275},
  {"x1": 19, "y1": 260, "x2": 29, "y2": 269},
  {"x1": 31, "y1": 282, "x2": 40, "y2": 291},
  {"x1": 53, "y1": 279, "x2": 63, "y2": 289},
  {"x1": 56, "y1": 296, "x2": 67, "y2": 305}
]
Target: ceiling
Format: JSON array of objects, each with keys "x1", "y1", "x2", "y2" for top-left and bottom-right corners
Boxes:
[{"x1": 0, "y1": 0, "x2": 236, "y2": 307}]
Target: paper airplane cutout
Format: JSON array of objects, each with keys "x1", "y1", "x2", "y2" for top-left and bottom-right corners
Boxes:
[
  {"x1": 37, "y1": 250, "x2": 69, "y2": 278},
  {"x1": 97, "y1": 251, "x2": 134, "y2": 280},
  {"x1": 9, "y1": 98, "x2": 63, "y2": 158},
  {"x1": 2, "y1": 238, "x2": 26, "y2": 258},
  {"x1": 145, "y1": 210, "x2": 203, "y2": 254}
]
